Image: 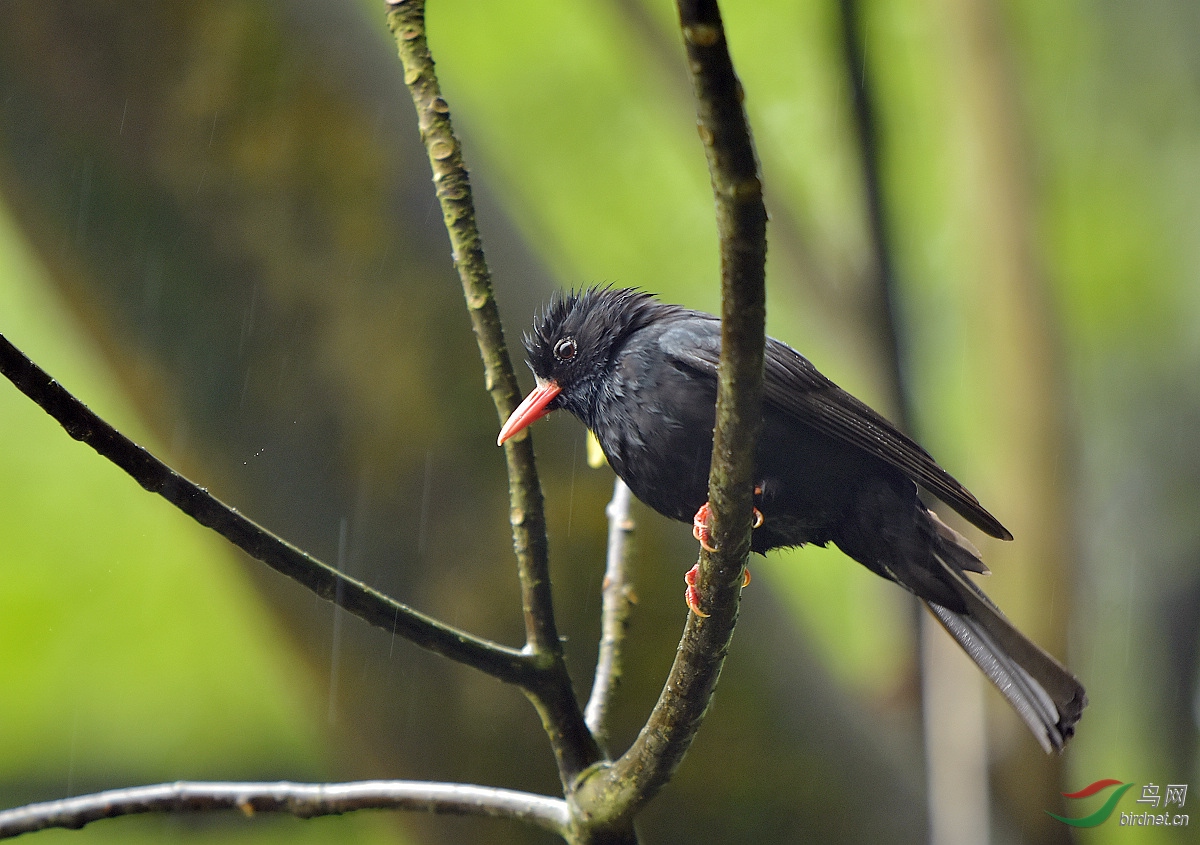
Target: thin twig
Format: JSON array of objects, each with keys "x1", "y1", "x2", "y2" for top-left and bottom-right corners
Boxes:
[
  {"x1": 0, "y1": 780, "x2": 569, "y2": 839},
  {"x1": 384, "y1": 0, "x2": 603, "y2": 788},
  {"x1": 584, "y1": 478, "x2": 636, "y2": 748},
  {"x1": 572, "y1": 0, "x2": 767, "y2": 823},
  {"x1": 0, "y1": 333, "x2": 535, "y2": 686}
]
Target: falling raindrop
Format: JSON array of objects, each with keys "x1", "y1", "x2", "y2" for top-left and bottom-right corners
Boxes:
[
  {"x1": 238, "y1": 283, "x2": 258, "y2": 358},
  {"x1": 74, "y1": 160, "x2": 92, "y2": 246},
  {"x1": 416, "y1": 449, "x2": 434, "y2": 564},
  {"x1": 566, "y1": 431, "x2": 580, "y2": 538},
  {"x1": 65, "y1": 707, "x2": 81, "y2": 798},
  {"x1": 328, "y1": 517, "x2": 349, "y2": 724}
]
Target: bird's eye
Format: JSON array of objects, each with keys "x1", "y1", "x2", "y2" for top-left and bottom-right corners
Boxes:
[{"x1": 553, "y1": 337, "x2": 577, "y2": 361}]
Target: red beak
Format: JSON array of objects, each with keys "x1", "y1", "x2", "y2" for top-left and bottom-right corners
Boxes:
[{"x1": 497, "y1": 379, "x2": 562, "y2": 445}]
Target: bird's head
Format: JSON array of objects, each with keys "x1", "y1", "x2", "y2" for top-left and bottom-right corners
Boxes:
[{"x1": 497, "y1": 287, "x2": 663, "y2": 445}]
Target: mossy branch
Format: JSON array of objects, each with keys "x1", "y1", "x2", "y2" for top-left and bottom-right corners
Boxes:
[
  {"x1": 385, "y1": 0, "x2": 604, "y2": 790},
  {"x1": 571, "y1": 0, "x2": 767, "y2": 826},
  {"x1": 385, "y1": 0, "x2": 560, "y2": 661}
]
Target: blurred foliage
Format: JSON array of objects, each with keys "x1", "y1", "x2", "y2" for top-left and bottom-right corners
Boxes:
[{"x1": 1, "y1": 0, "x2": 1198, "y2": 844}]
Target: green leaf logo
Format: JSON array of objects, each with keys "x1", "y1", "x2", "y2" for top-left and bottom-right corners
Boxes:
[{"x1": 1047, "y1": 780, "x2": 1134, "y2": 827}]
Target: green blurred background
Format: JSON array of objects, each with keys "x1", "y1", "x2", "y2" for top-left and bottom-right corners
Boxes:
[{"x1": 1, "y1": 1, "x2": 1197, "y2": 843}]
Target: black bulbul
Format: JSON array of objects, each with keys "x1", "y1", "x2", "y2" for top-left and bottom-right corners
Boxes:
[{"x1": 498, "y1": 287, "x2": 1085, "y2": 752}]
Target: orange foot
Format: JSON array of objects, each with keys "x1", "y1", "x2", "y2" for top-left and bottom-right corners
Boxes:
[
  {"x1": 684, "y1": 563, "x2": 752, "y2": 618},
  {"x1": 691, "y1": 500, "x2": 765, "y2": 553}
]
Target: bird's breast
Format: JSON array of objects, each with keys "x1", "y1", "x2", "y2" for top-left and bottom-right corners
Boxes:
[{"x1": 589, "y1": 353, "x2": 717, "y2": 523}]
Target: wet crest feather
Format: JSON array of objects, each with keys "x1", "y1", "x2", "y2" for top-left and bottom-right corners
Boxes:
[{"x1": 523, "y1": 286, "x2": 667, "y2": 386}]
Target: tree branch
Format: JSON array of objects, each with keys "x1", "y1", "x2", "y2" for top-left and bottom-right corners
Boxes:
[
  {"x1": 0, "y1": 780, "x2": 569, "y2": 840},
  {"x1": 384, "y1": 0, "x2": 603, "y2": 789},
  {"x1": 386, "y1": 0, "x2": 559, "y2": 658},
  {"x1": 572, "y1": 0, "x2": 767, "y2": 824},
  {"x1": 584, "y1": 478, "x2": 636, "y2": 750},
  {"x1": 0, "y1": 333, "x2": 536, "y2": 686}
]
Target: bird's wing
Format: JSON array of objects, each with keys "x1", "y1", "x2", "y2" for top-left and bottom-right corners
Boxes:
[{"x1": 659, "y1": 318, "x2": 1012, "y2": 540}]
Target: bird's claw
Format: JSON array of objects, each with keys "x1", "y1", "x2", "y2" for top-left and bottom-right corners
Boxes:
[
  {"x1": 691, "y1": 501, "x2": 765, "y2": 551},
  {"x1": 684, "y1": 563, "x2": 752, "y2": 618},
  {"x1": 692, "y1": 503, "x2": 718, "y2": 552},
  {"x1": 689, "y1": 498, "x2": 760, "y2": 613},
  {"x1": 684, "y1": 564, "x2": 709, "y2": 617}
]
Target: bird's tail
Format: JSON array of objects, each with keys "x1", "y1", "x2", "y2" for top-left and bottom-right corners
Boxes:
[{"x1": 924, "y1": 513, "x2": 1087, "y2": 753}]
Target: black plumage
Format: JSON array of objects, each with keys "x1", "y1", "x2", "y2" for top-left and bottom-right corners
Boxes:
[{"x1": 498, "y1": 286, "x2": 1086, "y2": 752}]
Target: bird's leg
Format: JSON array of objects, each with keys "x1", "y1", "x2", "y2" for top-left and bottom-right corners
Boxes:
[{"x1": 686, "y1": 485, "x2": 763, "y2": 612}]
